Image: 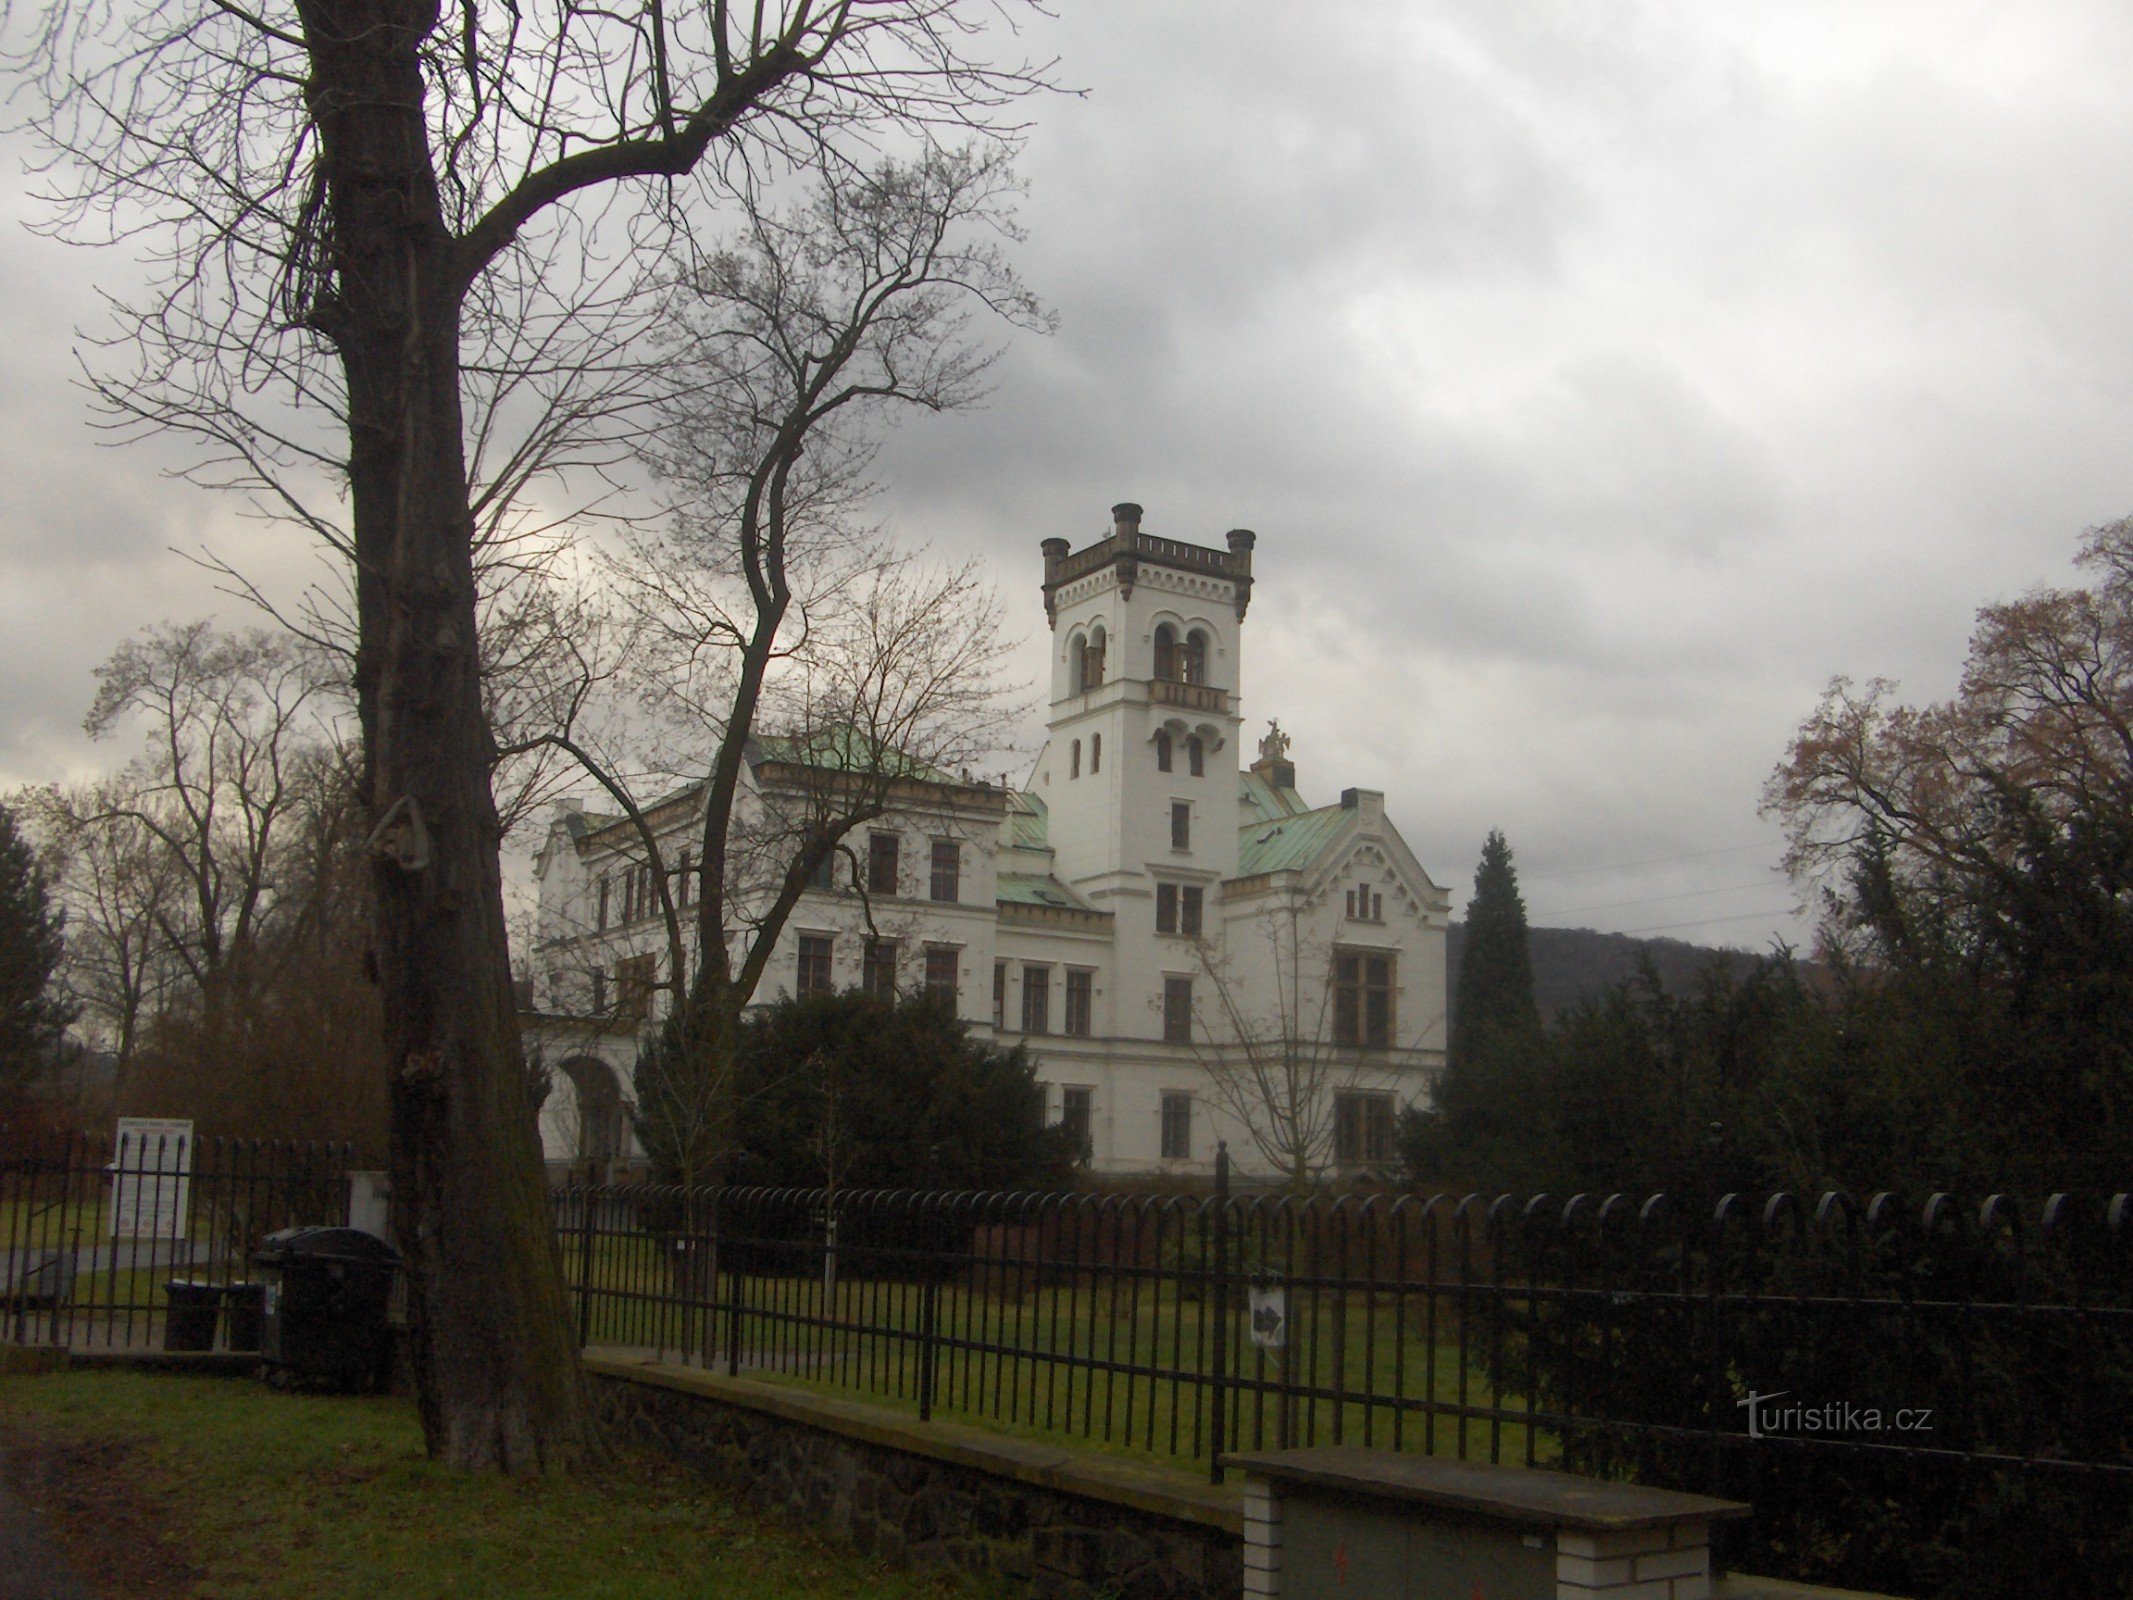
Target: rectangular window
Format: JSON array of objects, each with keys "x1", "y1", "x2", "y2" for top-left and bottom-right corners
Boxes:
[
  {"x1": 1091, "y1": 733, "x2": 1101, "y2": 774},
  {"x1": 1163, "y1": 976, "x2": 1193, "y2": 1044},
  {"x1": 930, "y1": 839, "x2": 961, "y2": 903},
  {"x1": 616, "y1": 953, "x2": 656, "y2": 1021},
  {"x1": 1171, "y1": 802, "x2": 1191, "y2": 850},
  {"x1": 862, "y1": 938, "x2": 898, "y2": 999},
  {"x1": 1156, "y1": 881, "x2": 1178, "y2": 934},
  {"x1": 1156, "y1": 732, "x2": 1173, "y2": 772},
  {"x1": 1160, "y1": 1092, "x2": 1192, "y2": 1160},
  {"x1": 1064, "y1": 969, "x2": 1093, "y2": 1036},
  {"x1": 993, "y1": 961, "x2": 1007, "y2": 1030},
  {"x1": 1333, "y1": 951, "x2": 1396, "y2": 1047},
  {"x1": 1188, "y1": 736, "x2": 1204, "y2": 777},
  {"x1": 811, "y1": 847, "x2": 837, "y2": 890},
  {"x1": 1181, "y1": 885, "x2": 1203, "y2": 937},
  {"x1": 1345, "y1": 882, "x2": 1382, "y2": 922},
  {"x1": 590, "y1": 969, "x2": 607, "y2": 1014},
  {"x1": 1022, "y1": 965, "x2": 1051, "y2": 1034},
  {"x1": 596, "y1": 875, "x2": 610, "y2": 932},
  {"x1": 1061, "y1": 1086, "x2": 1093, "y2": 1161},
  {"x1": 925, "y1": 947, "x2": 959, "y2": 1006},
  {"x1": 798, "y1": 934, "x2": 834, "y2": 998},
  {"x1": 1334, "y1": 1092, "x2": 1396, "y2": 1164},
  {"x1": 677, "y1": 849, "x2": 693, "y2": 908},
  {"x1": 868, "y1": 832, "x2": 900, "y2": 897}
]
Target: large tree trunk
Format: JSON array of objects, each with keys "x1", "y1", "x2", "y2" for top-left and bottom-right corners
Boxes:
[{"x1": 300, "y1": 0, "x2": 594, "y2": 1472}]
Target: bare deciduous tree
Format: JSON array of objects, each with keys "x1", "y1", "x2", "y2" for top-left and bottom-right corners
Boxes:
[
  {"x1": 525, "y1": 148, "x2": 1040, "y2": 1187},
  {"x1": 10, "y1": 0, "x2": 1048, "y2": 1470}
]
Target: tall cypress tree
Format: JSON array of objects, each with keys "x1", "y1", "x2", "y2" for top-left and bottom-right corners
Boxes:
[
  {"x1": 0, "y1": 801, "x2": 73, "y2": 1090},
  {"x1": 1450, "y1": 828, "x2": 1540, "y2": 1065},
  {"x1": 1405, "y1": 829, "x2": 1546, "y2": 1185}
]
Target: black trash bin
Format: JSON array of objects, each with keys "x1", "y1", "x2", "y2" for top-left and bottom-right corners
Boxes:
[
  {"x1": 224, "y1": 1281, "x2": 267, "y2": 1353},
  {"x1": 164, "y1": 1279, "x2": 221, "y2": 1351},
  {"x1": 253, "y1": 1227, "x2": 400, "y2": 1392}
]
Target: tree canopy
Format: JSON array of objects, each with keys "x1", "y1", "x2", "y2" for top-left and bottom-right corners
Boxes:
[
  {"x1": 722, "y1": 991, "x2": 1077, "y2": 1192},
  {"x1": 0, "y1": 800, "x2": 74, "y2": 1092}
]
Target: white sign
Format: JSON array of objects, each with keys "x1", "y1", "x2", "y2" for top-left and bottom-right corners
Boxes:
[
  {"x1": 1248, "y1": 1286, "x2": 1287, "y2": 1351},
  {"x1": 111, "y1": 1118, "x2": 194, "y2": 1241}
]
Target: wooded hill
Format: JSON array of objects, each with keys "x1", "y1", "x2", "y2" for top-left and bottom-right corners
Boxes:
[{"x1": 1444, "y1": 922, "x2": 1772, "y2": 1027}]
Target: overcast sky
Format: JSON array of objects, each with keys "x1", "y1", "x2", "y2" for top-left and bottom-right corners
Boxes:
[{"x1": 8, "y1": 1, "x2": 2133, "y2": 951}]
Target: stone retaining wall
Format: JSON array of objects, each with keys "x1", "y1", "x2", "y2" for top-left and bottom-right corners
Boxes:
[{"x1": 583, "y1": 1353, "x2": 1241, "y2": 1600}]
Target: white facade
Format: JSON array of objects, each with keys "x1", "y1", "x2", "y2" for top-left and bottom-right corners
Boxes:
[{"x1": 525, "y1": 503, "x2": 1450, "y2": 1181}]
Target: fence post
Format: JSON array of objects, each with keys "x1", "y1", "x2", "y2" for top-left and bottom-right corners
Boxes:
[
  {"x1": 725, "y1": 1209, "x2": 744, "y2": 1379},
  {"x1": 1209, "y1": 1141, "x2": 1231, "y2": 1486},
  {"x1": 918, "y1": 1272, "x2": 939, "y2": 1422},
  {"x1": 574, "y1": 1187, "x2": 595, "y2": 1349}
]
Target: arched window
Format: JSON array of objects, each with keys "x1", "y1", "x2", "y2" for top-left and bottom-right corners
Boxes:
[
  {"x1": 1187, "y1": 735, "x2": 1204, "y2": 777},
  {"x1": 1153, "y1": 623, "x2": 1177, "y2": 681},
  {"x1": 1091, "y1": 733, "x2": 1102, "y2": 774},
  {"x1": 1155, "y1": 730, "x2": 1173, "y2": 772},
  {"x1": 1083, "y1": 625, "x2": 1106, "y2": 690},
  {"x1": 1071, "y1": 739, "x2": 1081, "y2": 779},
  {"x1": 1181, "y1": 629, "x2": 1208, "y2": 685},
  {"x1": 1069, "y1": 631, "x2": 1089, "y2": 694}
]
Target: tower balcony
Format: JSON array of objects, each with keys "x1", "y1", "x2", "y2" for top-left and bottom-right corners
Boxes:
[{"x1": 1149, "y1": 678, "x2": 1230, "y2": 714}]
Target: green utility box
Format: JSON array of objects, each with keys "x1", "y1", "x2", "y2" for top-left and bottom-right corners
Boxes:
[{"x1": 1227, "y1": 1448, "x2": 1749, "y2": 1600}]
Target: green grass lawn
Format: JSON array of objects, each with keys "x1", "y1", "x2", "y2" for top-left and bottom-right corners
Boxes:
[{"x1": 0, "y1": 1370, "x2": 1015, "y2": 1600}]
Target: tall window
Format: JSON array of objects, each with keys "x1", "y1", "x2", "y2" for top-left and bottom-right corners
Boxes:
[
  {"x1": 867, "y1": 832, "x2": 900, "y2": 897},
  {"x1": 1071, "y1": 739, "x2": 1081, "y2": 779},
  {"x1": 925, "y1": 947, "x2": 959, "y2": 1006},
  {"x1": 1155, "y1": 730, "x2": 1173, "y2": 772},
  {"x1": 798, "y1": 935, "x2": 834, "y2": 998},
  {"x1": 595, "y1": 875, "x2": 610, "y2": 931},
  {"x1": 616, "y1": 953, "x2": 657, "y2": 1021},
  {"x1": 1345, "y1": 882, "x2": 1383, "y2": 922},
  {"x1": 590, "y1": 969, "x2": 608, "y2": 1014},
  {"x1": 811, "y1": 847, "x2": 837, "y2": 890},
  {"x1": 993, "y1": 961, "x2": 1007, "y2": 1030},
  {"x1": 1154, "y1": 623, "x2": 1177, "y2": 681},
  {"x1": 1163, "y1": 976, "x2": 1193, "y2": 1044},
  {"x1": 1187, "y1": 736, "x2": 1204, "y2": 777},
  {"x1": 1091, "y1": 733, "x2": 1101, "y2": 774},
  {"x1": 1060, "y1": 1086, "x2": 1093, "y2": 1161},
  {"x1": 1064, "y1": 969, "x2": 1093, "y2": 1036},
  {"x1": 1171, "y1": 802, "x2": 1191, "y2": 850},
  {"x1": 1160, "y1": 1092, "x2": 1192, "y2": 1159},
  {"x1": 930, "y1": 840, "x2": 961, "y2": 903},
  {"x1": 1334, "y1": 1092, "x2": 1396, "y2": 1164},
  {"x1": 1333, "y1": 951, "x2": 1396, "y2": 1047},
  {"x1": 1082, "y1": 629, "x2": 1106, "y2": 690},
  {"x1": 1180, "y1": 629, "x2": 1207, "y2": 685},
  {"x1": 677, "y1": 849, "x2": 693, "y2": 908},
  {"x1": 1022, "y1": 965, "x2": 1051, "y2": 1034},
  {"x1": 862, "y1": 938, "x2": 898, "y2": 999},
  {"x1": 1181, "y1": 885, "x2": 1203, "y2": 937},
  {"x1": 1156, "y1": 882, "x2": 1178, "y2": 934}
]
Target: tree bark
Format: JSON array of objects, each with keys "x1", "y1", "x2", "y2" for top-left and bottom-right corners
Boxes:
[{"x1": 299, "y1": 0, "x2": 593, "y2": 1471}]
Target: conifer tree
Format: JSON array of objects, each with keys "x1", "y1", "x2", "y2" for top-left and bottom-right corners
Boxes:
[
  {"x1": 1450, "y1": 828, "x2": 1541, "y2": 1065},
  {"x1": 0, "y1": 801, "x2": 74, "y2": 1090}
]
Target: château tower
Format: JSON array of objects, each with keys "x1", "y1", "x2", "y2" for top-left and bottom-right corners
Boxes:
[{"x1": 1034, "y1": 503, "x2": 1255, "y2": 909}]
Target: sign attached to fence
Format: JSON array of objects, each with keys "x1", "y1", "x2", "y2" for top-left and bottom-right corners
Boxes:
[
  {"x1": 1248, "y1": 1286, "x2": 1287, "y2": 1350},
  {"x1": 111, "y1": 1117, "x2": 193, "y2": 1240}
]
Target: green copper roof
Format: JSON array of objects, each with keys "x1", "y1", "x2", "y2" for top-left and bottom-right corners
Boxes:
[
  {"x1": 1236, "y1": 803, "x2": 1351, "y2": 877},
  {"x1": 996, "y1": 871, "x2": 1092, "y2": 910},
  {"x1": 1006, "y1": 790, "x2": 1050, "y2": 853},
  {"x1": 1239, "y1": 771, "x2": 1314, "y2": 824}
]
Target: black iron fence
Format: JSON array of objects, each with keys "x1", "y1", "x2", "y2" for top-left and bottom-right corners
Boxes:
[
  {"x1": 556, "y1": 1168, "x2": 2133, "y2": 1599},
  {"x1": 0, "y1": 1127, "x2": 357, "y2": 1350}
]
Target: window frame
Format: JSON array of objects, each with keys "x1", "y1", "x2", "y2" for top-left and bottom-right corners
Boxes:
[
  {"x1": 1171, "y1": 802, "x2": 1191, "y2": 851},
  {"x1": 1155, "y1": 730, "x2": 1173, "y2": 772},
  {"x1": 867, "y1": 831, "x2": 901, "y2": 897},
  {"x1": 1160, "y1": 1091, "x2": 1192, "y2": 1160},
  {"x1": 1332, "y1": 949, "x2": 1396, "y2": 1048},
  {"x1": 924, "y1": 946, "x2": 959, "y2": 1006},
  {"x1": 1021, "y1": 963, "x2": 1051, "y2": 1035},
  {"x1": 1060, "y1": 1086, "x2": 1094, "y2": 1161},
  {"x1": 862, "y1": 937, "x2": 898, "y2": 1000},
  {"x1": 1334, "y1": 1091, "x2": 1397, "y2": 1165},
  {"x1": 797, "y1": 934, "x2": 835, "y2": 998},
  {"x1": 929, "y1": 839, "x2": 961, "y2": 903},
  {"x1": 1162, "y1": 975, "x2": 1193, "y2": 1044},
  {"x1": 1064, "y1": 968, "x2": 1093, "y2": 1036},
  {"x1": 1155, "y1": 881, "x2": 1178, "y2": 935}
]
